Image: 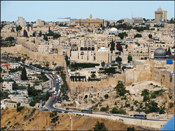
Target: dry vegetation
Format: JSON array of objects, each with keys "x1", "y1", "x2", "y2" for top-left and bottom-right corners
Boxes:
[{"x1": 1, "y1": 108, "x2": 157, "y2": 130}]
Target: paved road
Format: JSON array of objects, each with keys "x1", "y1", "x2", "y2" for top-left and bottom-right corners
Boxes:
[{"x1": 44, "y1": 74, "x2": 168, "y2": 122}]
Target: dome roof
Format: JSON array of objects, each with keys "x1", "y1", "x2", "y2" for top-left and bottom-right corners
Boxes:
[
  {"x1": 154, "y1": 48, "x2": 166, "y2": 57},
  {"x1": 98, "y1": 47, "x2": 109, "y2": 52},
  {"x1": 109, "y1": 27, "x2": 118, "y2": 32}
]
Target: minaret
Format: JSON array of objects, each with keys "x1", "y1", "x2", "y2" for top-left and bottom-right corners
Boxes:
[{"x1": 90, "y1": 14, "x2": 92, "y2": 19}]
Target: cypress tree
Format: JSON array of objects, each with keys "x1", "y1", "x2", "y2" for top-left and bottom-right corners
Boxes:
[
  {"x1": 21, "y1": 67, "x2": 28, "y2": 80},
  {"x1": 110, "y1": 40, "x2": 115, "y2": 52}
]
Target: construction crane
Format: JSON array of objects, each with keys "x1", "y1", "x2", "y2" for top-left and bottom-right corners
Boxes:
[{"x1": 57, "y1": 17, "x2": 73, "y2": 26}]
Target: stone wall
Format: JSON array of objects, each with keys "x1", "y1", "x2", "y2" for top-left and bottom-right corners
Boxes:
[
  {"x1": 1, "y1": 45, "x2": 65, "y2": 66},
  {"x1": 69, "y1": 74, "x2": 125, "y2": 95},
  {"x1": 1, "y1": 32, "x2": 18, "y2": 39}
]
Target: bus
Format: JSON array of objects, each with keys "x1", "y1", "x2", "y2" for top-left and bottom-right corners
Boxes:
[
  {"x1": 81, "y1": 109, "x2": 92, "y2": 114},
  {"x1": 134, "y1": 114, "x2": 147, "y2": 119}
]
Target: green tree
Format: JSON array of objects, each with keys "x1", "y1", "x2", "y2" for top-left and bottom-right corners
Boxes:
[
  {"x1": 5, "y1": 37, "x2": 15, "y2": 43},
  {"x1": 116, "y1": 56, "x2": 122, "y2": 63},
  {"x1": 148, "y1": 34, "x2": 152, "y2": 39},
  {"x1": 21, "y1": 67, "x2": 28, "y2": 80},
  {"x1": 29, "y1": 101, "x2": 36, "y2": 106},
  {"x1": 110, "y1": 40, "x2": 115, "y2": 52},
  {"x1": 91, "y1": 73, "x2": 96, "y2": 79},
  {"x1": 125, "y1": 45, "x2": 128, "y2": 49},
  {"x1": 134, "y1": 34, "x2": 142, "y2": 38},
  {"x1": 101, "y1": 61, "x2": 105, "y2": 67},
  {"x1": 104, "y1": 94, "x2": 109, "y2": 99},
  {"x1": 16, "y1": 25, "x2": 22, "y2": 32},
  {"x1": 43, "y1": 35, "x2": 48, "y2": 41},
  {"x1": 93, "y1": 121, "x2": 108, "y2": 131},
  {"x1": 141, "y1": 89, "x2": 149, "y2": 96},
  {"x1": 118, "y1": 32, "x2": 128, "y2": 39},
  {"x1": 45, "y1": 61, "x2": 49, "y2": 68},
  {"x1": 127, "y1": 55, "x2": 132, "y2": 63},
  {"x1": 48, "y1": 26, "x2": 51, "y2": 33},
  {"x1": 39, "y1": 31, "x2": 42, "y2": 37}
]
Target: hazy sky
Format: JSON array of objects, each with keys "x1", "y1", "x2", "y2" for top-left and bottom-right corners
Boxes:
[{"x1": 1, "y1": 1, "x2": 174, "y2": 22}]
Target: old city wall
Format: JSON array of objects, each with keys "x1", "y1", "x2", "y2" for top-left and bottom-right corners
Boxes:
[
  {"x1": 1, "y1": 32, "x2": 18, "y2": 39},
  {"x1": 69, "y1": 74, "x2": 125, "y2": 95},
  {"x1": 17, "y1": 38, "x2": 38, "y2": 52},
  {"x1": 1, "y1": 45, "x2": 65, "y2": 66},
  {"x1": 153, "y1": 68, "x2": 174, "y2": 91}
]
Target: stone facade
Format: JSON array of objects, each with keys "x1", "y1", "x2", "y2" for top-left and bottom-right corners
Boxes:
[
  {"x1": 67, "y1": 59, "x2": 174, "y2": 97},
  {"x1": 1, "y1": 45, "x2": 65, "y2": 66}
]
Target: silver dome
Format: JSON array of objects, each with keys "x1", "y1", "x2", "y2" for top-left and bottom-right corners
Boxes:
[{"x1": 154, "y1": 48, "x2": 166, "y2": 57}]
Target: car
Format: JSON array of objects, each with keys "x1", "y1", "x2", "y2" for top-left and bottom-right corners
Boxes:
[
  {"x1": 58, "y1": 111, "x2": 62, "y2": 113},
  {"x1": 66, "y1": 108, "x2": 69, "y2": 110},
  {"x1": 64, "y1": 111, "x2": 68, "y2": 113}
]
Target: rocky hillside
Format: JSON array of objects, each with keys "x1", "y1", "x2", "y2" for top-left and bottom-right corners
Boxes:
[{"x1": 1, "y1": 108, "x2": 158, "y2": 130}]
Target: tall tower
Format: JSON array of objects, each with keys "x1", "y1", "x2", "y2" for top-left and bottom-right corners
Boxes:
[
  {"x1": 155, "y1": 8, "x2": 167, "y2": 21},
  {"x1": 90, "y1": 14, "x2": 92, "y2": 19}
]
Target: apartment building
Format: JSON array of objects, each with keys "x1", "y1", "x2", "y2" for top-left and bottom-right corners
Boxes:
[{"x1": 2, "y1": 81, "x2": 14, "y2": 91}]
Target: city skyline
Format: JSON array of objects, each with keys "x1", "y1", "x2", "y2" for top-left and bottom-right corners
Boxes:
[{"x1": 1, "y1": 1, "x2": 174, "y2": 22}]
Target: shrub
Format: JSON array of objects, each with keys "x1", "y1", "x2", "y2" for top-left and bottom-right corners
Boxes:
[
  {"x1": 143, "y1": 95, "x2": 150, "y2": 102},
  {"x1": 125, "y1": 103, "x2": 130, "y2": 107},
  {"x1": 24, "y1": 115, "x2": 27, "y2": 119},
  {"x1": 134, "y1": 100, "x2": 138, "y2": 106},
  {"x1": 100, "y1": 105, "x2": 109, "y2": 112},
  {"x1": 111, "y1": 108, "x2": 127, "y2": 114},
  {"x1": 29, "y1": 101, "x2": 36, "y2": 106},
  {"x1": 8, "y1": 121, "x2": 11, "y2": 124},
  {"x1": 93, "y1": 121, "x2": 108, "y2": 131},
  {"x1": 29, "y1": 108, "x2": 36, "y2": 117},
  {"x1": 91, "y1": 100, "x2": 95, "y2": 104},
  {"x1": 159, "y1": 106, "x2": 165, "y2": 114},
  {"x1": 17, "y1": 106, "x2": 24, "y2": 112},
  {"x1": 141, "y1": 89, "x2": 149, "y2": 96},
  {"x1": 104, "y1": 94, "x2": 109, "y2": 99},
  {"x1": 127, "y1": 127, "x2": 135, "y2": 131},
  {"x1": 169, "y1": 95, "x2": 172, "y2": 99},
  {"x1": 169, "y1": 103, "x2": 174, "y2": 108},
  {"x1": 151, "y1": 93, "x2": 156, "y2": 98},
  {"x1": 130, "y1": 106, "x2": 134, "y2": 111},
  {"x1": 132, "y1": 84, "x2": 134, "y2": 86},
  {"x1": 50, "y1": 110, "x2": 57, "y2": 117}
]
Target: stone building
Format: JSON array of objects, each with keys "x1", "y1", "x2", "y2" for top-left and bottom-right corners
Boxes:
[
  {"x1": 16, "y1": 17, "x2": 26, "y2": 27},
  {"x1": 2, "y1": 81, "x2": 14, "y2": 91},
  {"x1": 155, "y1": 8, "x2": 167, "y2": 22},
  {"x1": 75, "y1": 14, "x2": 104, "y2": 27},
  {"x1": 70, "y1": 45, "x2": 111, "y2": 64}
]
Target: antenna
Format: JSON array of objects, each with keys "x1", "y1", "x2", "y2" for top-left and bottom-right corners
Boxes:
[{"x1": 132, "y1": 12, "x2": 133, "y2": 19}]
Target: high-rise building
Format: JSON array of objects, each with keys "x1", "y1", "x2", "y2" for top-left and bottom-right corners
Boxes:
[{"x1": 155, "y1": 8, "x2": 167, "y2": 21}]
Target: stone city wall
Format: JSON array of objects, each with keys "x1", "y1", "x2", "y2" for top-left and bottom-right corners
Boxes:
[
  {"x1": 1, "y1": 32, "x2": 18, "y2": 39},
  {"x1": 69, "y1": 74, "x2": 125, "y2": 95},
  {"x1": 1, "y1": 45, "x2": 65, "y2": 66}
]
